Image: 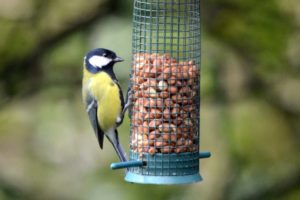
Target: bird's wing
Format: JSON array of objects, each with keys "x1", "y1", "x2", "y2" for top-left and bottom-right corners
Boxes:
[
  {"x1": 85, "y1": 94, "x2": 105, "y2": 149},
  {"x1": 114, "y1": 80, "x2": 125, "y2": 126}
]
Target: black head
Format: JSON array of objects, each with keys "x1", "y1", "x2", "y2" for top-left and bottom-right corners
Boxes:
[{"x1": 84, "y1": 48, "x2": 124, "y2": 73}]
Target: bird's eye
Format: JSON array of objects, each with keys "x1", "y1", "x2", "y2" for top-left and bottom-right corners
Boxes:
[{"x1": 103, "y1": 53, "x2": 107, "y2": 57}]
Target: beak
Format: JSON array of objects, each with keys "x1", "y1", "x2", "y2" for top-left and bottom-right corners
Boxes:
[{"x1": 114, "y1": 56, "x2": 124, "y2": 62}]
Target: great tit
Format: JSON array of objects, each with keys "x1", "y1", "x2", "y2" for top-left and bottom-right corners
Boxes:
[{"x1": 82, "y1": 48, "x2": 130, "y2": 164}]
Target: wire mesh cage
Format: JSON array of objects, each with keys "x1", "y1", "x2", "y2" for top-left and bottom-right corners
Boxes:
[{"x1": 111, "y1": 0, "x2": 210, "y2": 184}]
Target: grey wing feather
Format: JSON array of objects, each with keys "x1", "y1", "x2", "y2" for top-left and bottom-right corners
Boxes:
[
  {"x1": 115, "y1": 81, "x2": 125, "y2": 126},
  {"x1": 86, "y1": 95, "x2": 105, "y2": 149}
]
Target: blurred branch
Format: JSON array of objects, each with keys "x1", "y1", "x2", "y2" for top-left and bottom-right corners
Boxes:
[
  {"x1": 0, "y1": 0, "x2": 119, "y2": 97},
  {"x1": 223, "y1": 169, "x2": 300, "y2": 200},
  {"x1": 0, "y1": 178, "x2": 30, "y2": 200},
  {"x1": 232, "y1": 170, "x2": 300, "y2": 200}
]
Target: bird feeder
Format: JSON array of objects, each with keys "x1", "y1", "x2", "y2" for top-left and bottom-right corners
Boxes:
[{"x1": 111, "y1": 0, "x2": 210, "y2": 184}]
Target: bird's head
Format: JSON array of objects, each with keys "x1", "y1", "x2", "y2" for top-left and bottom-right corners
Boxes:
[{"x1": 84, "y1": 48, "x2": 124, "y2": 73}]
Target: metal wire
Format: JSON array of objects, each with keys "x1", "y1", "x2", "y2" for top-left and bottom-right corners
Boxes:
[{"x1": 129, "y1": 0, "x2": 201, "y2": 176}]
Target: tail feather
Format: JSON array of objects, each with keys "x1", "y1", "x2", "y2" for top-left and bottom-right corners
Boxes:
[
  {"x1": 113, "y1": 140, "x2": 128, "y2": 163},
  {"x1": 106, "y1": 129, "x2": 128, "y2": 171}
]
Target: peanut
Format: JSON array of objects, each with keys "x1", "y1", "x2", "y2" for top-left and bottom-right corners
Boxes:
[
  {"x1": 163, "y1": 109, "x2": 171, "y2": 118},
  {"x1": 143, "y1": 87, "x2": 157, "y2": 98},
  {"x1": 142, "y1": 139, "x2": 149, "y2": 146},
  {"x1": 176, "y1": 138, "x2": 185, "y2": 146},
  {"x1": 158, "y1": 123, "x2": 176, "y2": 133},
  {"x1": 137, "y1": 134, "x2": 148, "y2": 141},
  {"x1": 171, "y1": 66, "x2": 180, "y2": 77},
  {"x1": 171, "y1": 94, "x2": 183, "y2": 103},
  {"x1": 175, "y1": 146, "x2": 186, "y2": 153},
  {"x1": 161, "y1": 67, "x2": 171, "y2": 79},
  {"x1": 175, "y1": 80, "x2": 183, "y2": 87},
  {"x1": 132, "y1": 53, "x2": 199, "y2": 155},
  {"x1": 149, "y1": 119, "x2": 162, "y2": 128},
  {"x1": 162, "y1": 133, "x2": 169, "y2": 141},
  {"x1": 150, "y1": 66, "x2": 161, "y2": 76},
  {"x1": 156, "y1": 98, "x2": 164, "y2": 108},
  {"x1": 150, "y1": 53, "x2": 160, "y2": 61},
  {"x1": 164, "y1": 98, "x2": 173, "y2": 107},
  {"x1": 182, "y1": 97, "x2": 190, "y2": 106},
  {"x1": 147, "y1": 98, "x2": 163, "y2": 109},
  {"x1": 153, "y1": 59, "x2": 162, "y2": 67},
  {"x1": 149, "y1": 140, "x2": 155, "y2": 146},
  {"x1": 171, "y1": 106, "x2": 180, "y2": 118},
  {"x1": 179, "y1": 109, "x2": 189, "y2": 119},
  {"x1": 184, "y1": 118, "x2": 193, "y2": 126},
  {"x1": 132, "y1": 113, "x2": 142, "y2": 125},
  {"x1": 167, "y1": 76, "x2": 176, "y2": 85},
  {"x1": 144, "y1": 112, "x2": 154, "y2": 120},
  {"x1": 143, "y1": 65, "x2": 154, "y2": 78},
  {"x1": 184, "y1": 139, "x2": 193, "y2": 146},
  {"x1": 132, "y1": 76, "x2": 144, "y2": 84},
  {"x1": 144, "y1": 79, "x2": 157, "y2": 88},
  {"x1": 179, "y1": 125, "x2": 190, "y2": 134},
  {"x1": 183, "y1": 105, "x2": 195, "y2": 112},
  {"x1": 187, "y1": 78, "x2": 195, "y2": 85},
  {"x1": 148, "y1": 147, "x2": 156, "y2": 155},
  {"x1": 172, "y1": 117, "x2": 183, "y2": 125},
  {"x1": 151, "y1": 108, "x2": 162, "y2": 118},
  {"x1": 158, "y1": 80, "x2": 168, "y2": 91},
  {"x1": 170, "y1": 134, "x2": 177, "y2": 142},
  {"x1": 155, "y1": 139, "x2": 168, "y2": 147},
  {"x1": 161, "y1": 146, "x2": 173, "y2": 153},
  {"x1": 188, "y1": 65, "x2": 198, "y2": 78},
  {"x1": 133, "y1": 90, "x2": 143, "y2": 99},
  {"x1": 137, "y1": 146, "x2": 149, "y2": 153},
  {"x1": 149, "y1": 130, "x2": 160, "y2": 140},
  {"x1": 161, "y1": 133, "x2": 177, "y2": 142},
  {"x1": 168, "y1": 86, "x2": 178, "y2": 94},
  {"x1": 160, "y1": 91, "x2": 169, "y2": 98}
]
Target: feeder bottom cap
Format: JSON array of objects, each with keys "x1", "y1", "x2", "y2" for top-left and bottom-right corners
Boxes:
[{"x1": 124, "y1": 172, "x2": 202, "y2": 185}]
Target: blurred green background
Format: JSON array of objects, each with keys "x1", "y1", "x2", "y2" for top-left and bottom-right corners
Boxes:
[{"x1": 0, "y1": 0, "x2": 300, "y2": 199}]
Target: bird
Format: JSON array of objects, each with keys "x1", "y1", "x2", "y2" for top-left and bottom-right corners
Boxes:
[{"x1": 82, "y1": 48, "x2": 131, "y2": 164}]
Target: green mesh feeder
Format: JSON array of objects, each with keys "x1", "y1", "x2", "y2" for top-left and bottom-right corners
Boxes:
[{"x1": 111, "y1": 0, "x2": 210, "y2": 184}]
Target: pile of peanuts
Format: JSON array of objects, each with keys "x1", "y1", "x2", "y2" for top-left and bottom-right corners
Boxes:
[{"x1": 130, "y1": 53, "x2": 199, "y2": 155}]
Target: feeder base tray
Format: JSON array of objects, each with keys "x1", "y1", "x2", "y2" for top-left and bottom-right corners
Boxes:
[{"x1": 125, "y1": 172, "x2": 202, "y2": 185}]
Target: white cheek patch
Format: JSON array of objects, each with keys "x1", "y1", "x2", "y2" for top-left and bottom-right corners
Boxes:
[{"x1": 89, "y1": 56, "x2": 112, "y2": 68}]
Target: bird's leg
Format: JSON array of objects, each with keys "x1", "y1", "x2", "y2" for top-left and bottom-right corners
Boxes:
[
  {"x1": 121, "y1": 87, "x2": 132, "y2": 117},
  {"x1": 121, "y1": 101, "x2": 132, "y2": 117}
]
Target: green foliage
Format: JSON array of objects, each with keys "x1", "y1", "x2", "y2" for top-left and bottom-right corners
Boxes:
[
  {"x1": 205, "y1": 0, "x2": 292, "y2": 77},
  {"x1": 41, "y1": 33, "x2": 88, "y2": 86},
  {"x1": 0, "y1": 0, "x2": 300, "y2": 199}
]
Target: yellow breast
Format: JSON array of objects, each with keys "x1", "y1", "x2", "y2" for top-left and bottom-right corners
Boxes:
[{"x1": 83, "y1": 70, "x2": 122, "y2": 131}]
